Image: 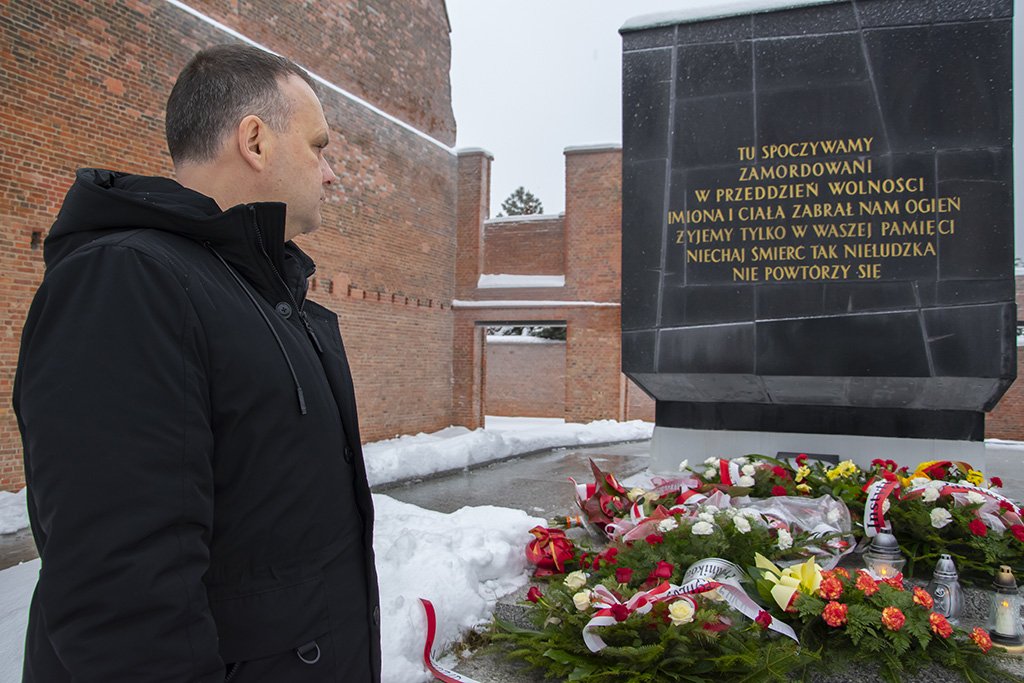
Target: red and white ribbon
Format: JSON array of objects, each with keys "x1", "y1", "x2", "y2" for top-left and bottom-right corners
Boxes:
[
  {"x1": 863, "y1": 478, "x2": 901, "y2": 537},
  {"x1": 419, "y1": 598, "x2": 482, "y2": 683},
  {"x1": 718, "y1": 459, "x2": 741, "y2": 486},
  {"x1": 583, "y1": 582, "x2": 675, "y2": 651}
]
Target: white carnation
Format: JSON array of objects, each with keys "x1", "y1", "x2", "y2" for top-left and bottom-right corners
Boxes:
[
  {"x1": 967, "y1": 491, "x2": 985, "y2": 505},
  {"x1": 704, "y1": 468, "x2": 717, "y2": 479},
  {"x1": 703, "y1": 505, "x2": 720, "y2": 514},
  {"x1": 677, "y1": 459, "x2": 689, "y2": 472},
  {"x1": 741, "y1": 464, "x2": 756, "y2": 477},
  {"x1": 697, "y1": 512, "x2": 715, "y2": 524},
  {"x1": 658, "y1": 517, "x2": 679, "y2": 533},
  {"x1": 691, "y1": 521, "x2": 715, "y2": 536},
  {"x1": 734, "y1": 457, "x2": 748, "y2": 465},
  {"x1": 930, "y1": 508, "x2": 953, "y2": 529},
  {"x1": 704, "y1": 457, "x2": 718, "y2": 466},
  {"x1": 737, "y1": 475, "x2": 755, "y2": 487},
  {"x1": 910, "y1": 477, "x2": 930, "y2": 487},
  {"x1": 922, "y1": 487, "x2": 939, "y2": 503},
  {"x1": 734, "y1": 516, "x2": 751, "y2": 534},
  {"x1": 777, "y1": 528, "x2": 793, "y2": 550}
]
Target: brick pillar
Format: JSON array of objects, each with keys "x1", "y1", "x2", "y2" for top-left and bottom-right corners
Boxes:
[
  {"x1": 452, "y1": 314, "x2": 484, "y2": 429},
  {"x1": 455, "y1": 148, "x2": 492, "y2": 299},
  {"x1": 451, "y1": 149, "x2": 492, "y2": 428},
  {"x1": 563, "y1": 145, "x2": 624, "y2": 422}
]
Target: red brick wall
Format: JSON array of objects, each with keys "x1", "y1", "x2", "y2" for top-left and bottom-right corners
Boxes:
[
  {"x1": 986, "y1": 274, "x2": 1023, "y2": 439},
  {"x1": 483, "y1": 217, "x2": 564, "y2": 275},
  {"x1": 0, "y1": 0, "x2": 457, "y2": 488},
  {"x1": 485, "y1": 340, "x2": 565, "y2": 417},
  {"x1": 626, "y1": 377, "x2": 656, "y2": 422}
]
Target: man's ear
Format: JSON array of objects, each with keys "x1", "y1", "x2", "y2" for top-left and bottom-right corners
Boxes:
[{"x1": 237, "y1": 114, "x2": 268, "y2": 171}]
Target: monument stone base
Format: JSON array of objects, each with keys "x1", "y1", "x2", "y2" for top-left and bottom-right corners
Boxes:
[{"x1": 650, "y1": 425, "x2": 985, "y2": 475}]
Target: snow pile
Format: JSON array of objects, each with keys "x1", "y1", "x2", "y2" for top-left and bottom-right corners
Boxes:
[
  {"x1": 364, "y1": 419, "x2": 654, "y2": 487},
  {"x1": 0, "y1": 489, "x2": 27, "y2": 535},
  {"x1": 0, "y1": 498, "x2": 541, "y2": 683},
  {"x1": 374, "y1": 494, "x2": 541, "y2": 683},
  {"x1": 477, "y1": 274, "x2": 565, "y2": 288}
]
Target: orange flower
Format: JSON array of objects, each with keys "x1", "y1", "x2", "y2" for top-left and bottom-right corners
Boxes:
[
  {"x1": 970, "y1": 627, "x2": 993, "y2": 653},
  {"x1": 913, "y1": 586, "x2": 934, "y2": 610},
  {"x1": 822, "y1": 601, "x2": 848, "y2": 628},
  {"x1": 929, "y1": 612, "x2": 953, "y2": 639},
  {"x1": 833, "y1": 567, "x2": 851, "y2": 580},
  {"x1": 855, "y1": 570, "x2": 879, "y2": 596},
  {"x1": 819, "y1": 575, "x2": 844, "y2": 600},
  {"x1": 881, "y1": 606, "x2": 906, "y2": 631},
  {"x1": 883, "y1": 573, "x2": 904, "y2": 591}
]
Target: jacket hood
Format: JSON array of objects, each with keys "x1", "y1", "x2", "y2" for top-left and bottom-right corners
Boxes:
[{"x1": 46, "y1": 169, "x2": 314, "y2": 294}]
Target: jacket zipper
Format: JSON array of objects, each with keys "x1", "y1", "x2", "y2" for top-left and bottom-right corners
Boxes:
[
  {"x1": 249, "y1": 206, "x2": 324, "y2": 354},
  {"x1": 224, "y1": 662, "x2": 242, "y2": 681}
]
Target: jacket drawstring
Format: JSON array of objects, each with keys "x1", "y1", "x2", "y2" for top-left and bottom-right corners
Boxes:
[{"x1": 206, "y1": 244, "x2": 307, "y2": 415}]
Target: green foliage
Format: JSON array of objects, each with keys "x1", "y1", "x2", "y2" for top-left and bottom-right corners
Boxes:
[{"x1": 498, "y1": 186, "x2": 544, "y2": 216}]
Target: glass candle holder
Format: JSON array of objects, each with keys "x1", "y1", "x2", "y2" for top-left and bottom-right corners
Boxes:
[
  {"x1": 987, "y1": 565, "x2": 1024, "y2": 646},
  {"x1": 863, "y1": 532, "x2": 906, "y2": 580}
]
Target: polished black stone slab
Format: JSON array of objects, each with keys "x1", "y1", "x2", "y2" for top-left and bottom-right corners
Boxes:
[{"x1": 620, "y1": 0, "x2": 1016, "y2": 440}]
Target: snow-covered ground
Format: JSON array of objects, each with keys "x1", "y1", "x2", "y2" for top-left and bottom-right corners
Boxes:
[{"x1": 0, "y1": 416, "x2": 652, "y2": 683}]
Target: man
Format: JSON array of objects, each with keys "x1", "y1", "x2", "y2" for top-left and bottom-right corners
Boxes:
[{"x1": 13, "y1": 44, "x2": 380, "y2": 681}]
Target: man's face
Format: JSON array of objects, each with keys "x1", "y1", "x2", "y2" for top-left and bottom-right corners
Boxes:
[{"x1": 264, "y1": 75, "x2": 337, "y2": 241}]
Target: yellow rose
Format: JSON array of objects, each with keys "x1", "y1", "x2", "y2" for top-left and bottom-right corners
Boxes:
[
  {"x1": 668, "y1": 599, "x2": 696, "y2": 625},
  {"x1": 563, "y1": 570, "x2": 588, "y2": 591}
]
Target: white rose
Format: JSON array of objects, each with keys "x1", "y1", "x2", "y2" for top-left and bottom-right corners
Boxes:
[
  {"x1": 691, "y1": 521, "x2": 715, "y2": 536},
  {"x1": 627, "y1": 487, "x2": 646, "y2": 502},
  {"x1": 734, "y1": 457, "x2": 748, "y2": 465},
  {"x1": 922, "y1": 487, "x2": 939, "y2": 503},
  {"x1": 704, "y1": 468, "x2": 717, "y2": 479},
  {"x1": 703, "y1": 505, "x2": 719, "y2": 514},
  {"x1": 704, "y1": 457, "x2": 718, "y2": 466},
  {"x1": 572, "y1": 589, "x2": 592, "y2": 611},
  {"x1": 563, "y1": 570, "x2": 588, "y2": 591},
  {"x1": 668, "y1": 599, "x2": 696, "y2": 625},
  {"x1": 697, "y1": 512, "x2": 715, "y2": 524},
  {"x1": 741, "y1": 464, "x2": 756, "y2": 477},
  {"x1": 737, "y1": 475, "x2": 755, "y2": 487},
  {"x1": 741, "y1": 508, "x2": 761, "y2": 520},
  {"x1": 734, "y1": 516, "x2": 751, "y2": 534},
  {"x1": 930, "y1": 508, "x2": 953, "y2": 529},
  {"x1": 777, "y1": 528, "x2": 793, "y2": 550},
  {"x1": 967, "y1": 491, "x2": 985, "y2": 505},
  {"x1": 678, "y1": 459, "x2": 689, "y2": 472},
  {"x1": 658, "y1": 517, "x2": 679, "y2": 533}
]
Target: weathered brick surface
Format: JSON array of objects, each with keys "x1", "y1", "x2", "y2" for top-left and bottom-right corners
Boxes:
[
  {"x1": 483, "y1": 217, "x2": 564, "y2": 275},
  {"x1": 485, "y1": 340, "x2": 565, "y2": 417},
  {"x1": 0, "y1": 0, "x2": 456, "y2": 488}
]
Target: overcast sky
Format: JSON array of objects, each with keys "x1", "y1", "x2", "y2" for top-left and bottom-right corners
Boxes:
[{"x1": 447, "y1": 0, "x2": 1024, "y2": 259}]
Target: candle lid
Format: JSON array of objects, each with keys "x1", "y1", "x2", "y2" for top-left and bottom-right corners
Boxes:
[{"x1": 993, "y1": 565, "x2": 1017, "y2": 592}]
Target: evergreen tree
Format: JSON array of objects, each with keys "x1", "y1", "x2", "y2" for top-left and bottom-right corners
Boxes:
[{"x1": 498, "y1": 186, "x2": 543, "y2": 216}]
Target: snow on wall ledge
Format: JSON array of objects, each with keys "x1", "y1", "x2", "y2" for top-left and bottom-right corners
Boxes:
[{"x1": 477, "y1": 274, "x2": 565, "y2": 289}]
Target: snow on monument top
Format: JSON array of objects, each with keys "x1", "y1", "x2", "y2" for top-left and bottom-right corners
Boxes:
[{"x1": 622, "y1": 0, "x2": 843, "y2": 32}]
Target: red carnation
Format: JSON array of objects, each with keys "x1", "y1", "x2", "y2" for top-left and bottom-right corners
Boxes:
[
  {"x1": 819, "y1": 576, "x2": 843, "y2": 600},
  {"x1": 969, "y1": 518, "x2": 988, "y2": 537},
  {"x1": 610, "y1": 603, "x2": 630, "y2": 622},
  {"x1": 881, "y1": 606, "x2": 905, "y2": 631},
  {"x1": 871, "y1": 458, "x2": 885, "y2": 468},
  {"x1": 755, "y1": 610, "x2": 773, "y2": 629},
  {"x1": 1011, "y1": 525, "x2": 1024, "y2": 543},
  {"x1": 771, "y1": 485, "x2": 788, "y2": 497},
  {"x1": 882, "y1": 470, "x2": 897, "y2": 482},
  {"x1": 645, "y1": 533, "x2": 664, "y2": 545},
  {"x1": 796, "y1": 453, "x2": 808, "y2": 466},
  {"x1": 822, "y1": 601, "x2": 848, "y2": 627},
  {"x1": 991, "y1": 477, "x2": 1004, "y2": 488},
  {"x1": 526, "y1": 586, "x2": 542, "y2": 603},
  {"x1": 1001, "y1": 501, "x2": 1015, "y2": 513},
  {"x1": 913, "y1": 586, "x2": 934, "y2": 610},
  {"x1": 615, "y1": 567, "x2": 634, "y2": 584},
  {"x1": 772, "y1": 465, "x2": 790, "y2": 480},
  {"x1": 929, "y1": 612, "x2": 953, "y2": 639}
]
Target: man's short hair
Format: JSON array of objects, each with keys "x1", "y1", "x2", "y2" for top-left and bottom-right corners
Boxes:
[{"x1": 165, "y1": 44, "x2": 318, "y2": 164}]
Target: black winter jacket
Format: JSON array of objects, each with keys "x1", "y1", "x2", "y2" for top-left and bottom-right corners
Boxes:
[{"x1": 13, "y1": 169, "x2": 381, "y2": 682}]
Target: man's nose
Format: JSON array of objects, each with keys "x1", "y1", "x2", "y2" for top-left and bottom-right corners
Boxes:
[{"x1": 322, "y1": 157, "x2": 338, "y2": 185}]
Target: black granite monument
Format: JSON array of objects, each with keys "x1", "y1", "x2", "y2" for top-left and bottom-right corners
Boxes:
[{"x1": 620, "y1": 0, "x2": 1015, "y2": 466}]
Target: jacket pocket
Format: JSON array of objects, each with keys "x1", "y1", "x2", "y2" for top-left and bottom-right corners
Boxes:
[{"x1": 209, "y1": 575, "x2": 329, "y2": 665}]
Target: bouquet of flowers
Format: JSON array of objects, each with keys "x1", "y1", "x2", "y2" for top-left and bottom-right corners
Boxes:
[{"x1": 752, "y1": 552, "x2": 1014, "y2": 682}]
